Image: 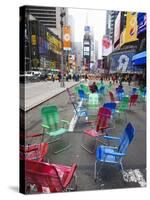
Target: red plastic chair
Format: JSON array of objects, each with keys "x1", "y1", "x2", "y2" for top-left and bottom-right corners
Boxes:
[
  {"x1": 20, "y1": 142, "x2": 48, "y2": 161},
  {"x1": 109, "y1": 91, "x2": 119, "y2": 104},
  {"x1": 81, "y1": 107, "x2": 112, "y2": 153},
  {"x1": 129, "y1": 94, "x2": 138, "y2": 107},
  {"x1": 25, "y1": 160, "x2": 77, "y2": 193}
]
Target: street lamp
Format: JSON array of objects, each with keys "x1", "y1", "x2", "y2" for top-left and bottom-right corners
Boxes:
[{"x1": 60, "y1": 8, "x2": 66, "y2": 87}]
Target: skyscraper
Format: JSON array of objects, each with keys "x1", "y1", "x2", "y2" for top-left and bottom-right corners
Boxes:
[{"x1": 105, "y1": 10, "x2": 119, "y2": 43}]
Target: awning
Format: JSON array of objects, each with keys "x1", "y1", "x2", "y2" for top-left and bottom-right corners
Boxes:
[{"x1": 132, "y1": 51, "x2": 146, "y2": 65}]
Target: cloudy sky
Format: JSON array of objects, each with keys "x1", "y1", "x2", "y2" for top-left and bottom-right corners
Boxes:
[{"x1": 68, "y1": 8, "x2": 106, "y2": 58}]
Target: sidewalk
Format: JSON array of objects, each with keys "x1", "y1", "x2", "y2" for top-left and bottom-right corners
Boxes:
[{"x1": 20, "y1": 80, "x2": 79, "y2": 111}]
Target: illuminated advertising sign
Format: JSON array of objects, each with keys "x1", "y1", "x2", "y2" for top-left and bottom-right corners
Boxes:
[
  {"x1": 63, "y1": 26, "x2": 71, "y2": 50},
  {"x1": 110, "y1": 51, "x2": 136, "y2": 73},
  {"x1": 102, "y1": 35, "x2": 112, "y2": 56},
  {"x1": 120, "y1": 12, "x2": 138, "y2": 47},
  {"x1": 31, "y1": 34, "x2": 37, "y2": 45},
  {"x1": 137, "y1": 13, "x2": 146, "y2": 36}
]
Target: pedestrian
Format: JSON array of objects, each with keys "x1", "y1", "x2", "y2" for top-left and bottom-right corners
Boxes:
[
  {"x1": 51, "y1": 74, "x2": 55, "y2": 82},
  {"x1": 128, "y1": 75, "x2": 131, "y2": 86},
  {"x1": 89, "y1": 82, "x2": 98, "y2": 93},
  {"x1": 58, "y1": 72, "x2": 61, "y2": 82}
]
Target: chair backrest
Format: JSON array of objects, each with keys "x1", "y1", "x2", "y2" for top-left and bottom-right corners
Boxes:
[
  {"x1": 98, "y1": 86, "x2": 105, "y2": 94},
  {"x1": 109, "y1": 91, "x2": 115, "y2": 102},
  {"x1": 116, "y1": 88, "x2": 125, "y2": 101},
  {"x1": 88, "y1": 93, "x2": 99, "y2": 105},
  {"x1": 78, "y1": 89, "x2": 87, "y2": 99},
  {"x1": 118, "y1": 122, "x2": 135, "y2": 154},
  {"x1": 103, "y1": 102, "x2": 116, "y2": 113},
  {"x1": 129, "y1": 94, "x2": 138, "y2": 106},
  {"x1": 20, "y1": 143, "x2": 48, "y2": 161},
  {"x1": 25, "y1": 160, "x2": 64, "y2": 192},
  {"x1": 118, "y1": 96, "x2": 129, "y2": 111},
  {"x1": 96, "y1": 107, "x2": 112, "y2": 132},
  {"x1": 41, "y1": 105, "x2": 59, "y2": 131},
  {"x1": 131, "y1": 87, "x2": 138, "y2": 95}
]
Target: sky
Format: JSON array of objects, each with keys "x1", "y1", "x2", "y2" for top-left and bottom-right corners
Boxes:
[{"x1": 68, "y1": 8, "x2": 106, "y2": 58}]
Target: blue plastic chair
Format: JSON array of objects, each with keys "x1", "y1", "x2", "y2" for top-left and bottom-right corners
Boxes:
[
  {"x1": 130, "y1": 87, "x2": 138, "y2": 95},
  {"x1": 78, "y1": 89, "x2": 88, "y2": 101},
  {"x1": 66, "y1": 88, "x2": 88, "y2": 119},
  {"x1": 98, "y1": 86, "x2": 105, "y2": 96},
  {"x1": 116, "y1": 88, "x2": 125, "y2": 101},
  {"x1": 94, "y1": 122, "x2": 135, "y2": 180},
  {"x1": 103, "y1": 102, "x2": 117, "y2": 114}
]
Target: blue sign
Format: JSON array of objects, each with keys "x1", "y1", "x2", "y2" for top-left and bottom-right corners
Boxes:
[
  {"x1": 137, "y1": 13, "x2": 146, "y2": 36},
  {"x1": 110, "y1": 52, "x2": 136, "y2": 73},
  {"x1": 38, "y1": 37, "x2": 47, "y2": 55}
]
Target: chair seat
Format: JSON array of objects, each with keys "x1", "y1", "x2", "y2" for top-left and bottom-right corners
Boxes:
[
  {"x1": 96, "y1": 146, "x2": 118, "y2": 164},
  {"x1": 47, "y1": 128, "x2": 68, "y2": 137},
  {"x1": 84, "y1": 129, "x2": 98, "y2": 137},
  {"x1": 51, "y1": 164, "x2": 72, "y2": 180}
]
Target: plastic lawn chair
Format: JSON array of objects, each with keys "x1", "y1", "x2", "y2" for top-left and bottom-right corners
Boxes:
[
  {"x1": 115, "y1": 96, "x2": 129, "y2": 123},
  {"x1": 66, "y1": 88, "x2": 88, "y2": 119},
  {"x1": 129, "y1": 94, "x2": 138, "y2": 108},
  {"x1": 78, "y1": 89, "x2": 89, "y2": 102},
  {"x1": 20, "y1": 142, "x2": 48, "y2": 162},
  {"x1": 116, "y1": 88, "x2": 125, "y2": 101},
  {"x1": 66, "y1": 88, "x2": 77, "y2": 103},
  {"x1": 80, "y1": 84, "x2": 91, "y2": 94},
  {"x1": 81, "y1": 107, "x2": 112, "y2": 154},
  {"x1": 41, "y1": 105, "x2": 71, "y2": 154},
  {"x1": 94, "y1": 122, "x2": 135, "y2": 180},
  {"x1": 109, "y1": 91, "x2": 120, "y2": 104},
  {"x1": 103, "y1": 102, "x2": 116, "y2": 115},
  {"x1": 107, "y1": 83, "x2": 113, "y2": 92},
  {"x1": 25, "y1": 160, "x2": 77, "y2": 193},
  {"x1": 130, "y1": 87, "x2": 138, "y2": 95},
  {"x1": 87, "y1": 93, "x2": 99, "y2": 110}
]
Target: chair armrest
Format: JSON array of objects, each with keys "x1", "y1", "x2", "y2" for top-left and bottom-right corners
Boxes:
[
  {"x1": 41, "y1": 124, "x2": 49, "y2": 129},
  {"x1": 20, "y1": 145, "x2": 38, "y2": 153},
  {"x1": 104, "y1": 151, "x2": 126, "y2": 157},
  {"x1": 26, "y1": 133, "x2": 43, "y2": 138},
  {"x1": 63, "y1": 163, "x2": 77, "y2": 188},
  {"x1": 103, "y1": 135, "x2": 121, "y2": 141},
  {"x1": 61, "y1": 120, "x2": 70, "y2": 128}
]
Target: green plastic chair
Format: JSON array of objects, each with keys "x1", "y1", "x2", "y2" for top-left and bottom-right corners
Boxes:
[
  {"x1": 80, "y1": 84, "x2": 91, "y2": 94},
  {"x1": 107, "y1": 82, "x2": 113, "y2": 92},
  {"x1": 41, "y1": 105, "x2": 71, "y2": 154},
  {"x1": 115, "y1": 96, "x2": 129, "y2": 123},
  {"x1": 87, "y1": 93, "x2": 100, "y2": 122}
]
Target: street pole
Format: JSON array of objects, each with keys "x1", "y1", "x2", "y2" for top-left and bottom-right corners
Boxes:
[{"x1": 60, "y1": 8, "x2": 66, "y2": 87}]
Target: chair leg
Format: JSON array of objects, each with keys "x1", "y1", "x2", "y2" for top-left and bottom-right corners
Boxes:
[
  {"x1": 81, "y1": 134, "x2": 96, "y2": 154},
  {"x1": 94, "y1": 160, "x2": 98, "y2": 181},
  {"x1": 50, "y1": 134, "x2": 72, "y2": 154}
]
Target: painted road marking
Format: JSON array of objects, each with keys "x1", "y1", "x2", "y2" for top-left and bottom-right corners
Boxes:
[
  {"x1": 69, "y1": 100, "x2": 83, "y2": 132},
  {"x1": 122, "y1": 169, "x2": 146, "y2": 187}
]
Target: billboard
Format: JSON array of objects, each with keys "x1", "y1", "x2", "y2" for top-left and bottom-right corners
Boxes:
[
  {"x1": 120, "y1": 12, "x2": 138, "y2": 47},
  {"x1": 102, "y1": 35, "x2": 112, "y2": 56},
  {"x1": 114, "y1": 12, "x2": 121, "y2": 46},
  {"x1": 109, "y1": 51, "x2": 136, "y2": 73},
  {"x1": 63, "y1": 26, "x2": 71, "y2": 50},
  {"x1": 137, "y1": 13, "x2": 146, "y2": 36}
]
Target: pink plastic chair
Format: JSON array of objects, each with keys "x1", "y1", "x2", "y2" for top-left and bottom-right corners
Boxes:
[
  {"x1": 81, "y1": 107, "x2": 112, "y2": 153},
  {"x1": 109, "y1": 91, "x2": 119, "y2": 104},
  {"x1": 25, "y1": 160, "x2": 77, "y2": 193},
  {"x1": 129, "y1": 94, "x2": 138, "y2": 107},
  {"x1": 20, "y1": 142, "x2": 48, "y2": 161}
]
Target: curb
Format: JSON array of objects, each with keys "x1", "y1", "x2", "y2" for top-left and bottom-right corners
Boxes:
[{"x1": 21, "y1": 82, "x2": 79, "y2": 112}]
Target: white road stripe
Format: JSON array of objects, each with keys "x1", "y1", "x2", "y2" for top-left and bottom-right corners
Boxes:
[
  {"x1": 69, "y1": 100, "x2": 83, "y2": 132},
  {"x1": 122, "y1": 169, "x2": 146, "y2": 187}
]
